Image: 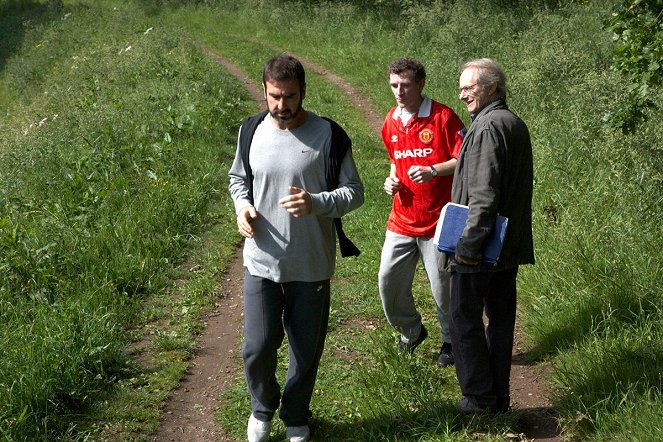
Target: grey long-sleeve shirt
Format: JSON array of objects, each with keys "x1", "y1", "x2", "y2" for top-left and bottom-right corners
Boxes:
[{"x1": 228, "y1": 112, "x2": 364, "y2": 282}]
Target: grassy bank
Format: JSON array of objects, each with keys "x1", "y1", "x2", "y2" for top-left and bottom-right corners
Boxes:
[
  {"x1": 171, "y1": 1, "x2": 662, "y2": 440},
  {"x1": 0, "y1": 1, "x2": 253, "y2": 439},
  {"x1": 1, "y1": 0, "x2": 661, "y2": 441}
]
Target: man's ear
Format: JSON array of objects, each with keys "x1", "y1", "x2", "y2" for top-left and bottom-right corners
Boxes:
[{"x1": 488, "y1": 82, "x2": 498, "y2": 98}]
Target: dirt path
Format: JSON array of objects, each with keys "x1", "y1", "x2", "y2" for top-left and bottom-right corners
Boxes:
[
  {"x1": 150, "y1": 248, "x2": 244, "y2": 442},
  {"x1": 151, "y1": 50, "x2": 562, "y2": 442}
]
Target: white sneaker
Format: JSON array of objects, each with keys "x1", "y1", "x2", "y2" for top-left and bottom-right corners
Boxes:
[
  {"x1": 247, "y1": 414, "x2": 271, "y2": 442},
  {"x1": 285, "y1": 425, "x2": 310, "y2": 442}
]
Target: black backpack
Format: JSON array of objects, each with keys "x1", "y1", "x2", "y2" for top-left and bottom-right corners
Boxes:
[{"x1": 238, "y1": 110, "x2": 360, "y2": 257}]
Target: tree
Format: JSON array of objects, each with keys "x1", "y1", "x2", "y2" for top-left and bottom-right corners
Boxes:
[{"x1": 604, "y1": 0, "x2": 663, "y2": 133}]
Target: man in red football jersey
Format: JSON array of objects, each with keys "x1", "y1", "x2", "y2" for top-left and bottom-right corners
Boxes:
[{"x1": 378, "y1": 58, "x2": 465, "y2": 367}]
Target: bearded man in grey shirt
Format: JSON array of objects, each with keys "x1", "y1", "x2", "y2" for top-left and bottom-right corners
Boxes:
[{"x1": 228, "y1": 54, "x2": 364, "y2": 442}]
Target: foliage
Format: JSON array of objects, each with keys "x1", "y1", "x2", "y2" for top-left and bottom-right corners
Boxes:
[
  {"x1": 604, "y1": 0, "x2": 663, "y2": 133},
  {"x1": 0, "y1": 1, "x2": 252, "y2": 439},
  {"x1": 1, "y1": 0, "x2": 662, "y2": 441},
  {"x1": 178, "y1": 1, "x2": 663, "y2": 440}
]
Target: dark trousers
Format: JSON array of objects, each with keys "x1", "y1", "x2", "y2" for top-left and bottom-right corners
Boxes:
[
  {"x1": 449, "y1": 267, "x2": 518, "y2": 409},
  {"x1": 242, "y1": 269, "x2": 330, "y2": 426}
]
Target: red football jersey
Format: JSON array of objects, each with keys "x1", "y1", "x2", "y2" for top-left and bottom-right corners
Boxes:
[{"x1": 382, "y1": 97, "x2": 465, "y2": 237}]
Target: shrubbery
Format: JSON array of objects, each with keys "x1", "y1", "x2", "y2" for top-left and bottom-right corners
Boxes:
[
  {"x1": 0, "y1": 2, "x2": 251, "y2": 439},
  {"x1": 186, "y1": 1, "x2": 663, "y2": 439}
]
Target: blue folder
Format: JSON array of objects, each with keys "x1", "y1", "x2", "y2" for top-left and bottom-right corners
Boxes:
[{"x1": 434, "y1": 203, "x2": 508, "y2": 265}]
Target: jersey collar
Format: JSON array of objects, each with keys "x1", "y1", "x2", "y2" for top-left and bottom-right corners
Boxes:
[{"x1": 391, "y1": 95, "x2": 432, "y2": 121}]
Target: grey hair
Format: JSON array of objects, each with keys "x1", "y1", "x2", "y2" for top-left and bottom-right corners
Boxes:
[{"x1": 462, "y1": 58, "x2": 507, "y2": 100}]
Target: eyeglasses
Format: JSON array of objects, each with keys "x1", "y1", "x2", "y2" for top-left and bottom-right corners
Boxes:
[{"x1": 458, "y1": 83, "x2": 478, "y2": 95}]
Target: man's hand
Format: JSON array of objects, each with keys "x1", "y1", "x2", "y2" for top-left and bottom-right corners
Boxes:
[
  {"x1": 279, "y1": 186, "x2": 312, "y2": 218},
  {"x1": 454, "y1": 253, "x2": 480, "y2": 266},
  {"x1": 237, "y1": 205, "x2": 258, "y2": 238},
  {"x1": 407, "y1": 165, "x2": 435, "y2": 184},
  {"x1": 384, "y1": 175, "x2": 401, "y2": 196}
]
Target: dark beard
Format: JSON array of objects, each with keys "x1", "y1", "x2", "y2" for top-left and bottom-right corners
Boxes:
[{"x1": 270, "y1": 101, "x2": 303, "y2": 126}]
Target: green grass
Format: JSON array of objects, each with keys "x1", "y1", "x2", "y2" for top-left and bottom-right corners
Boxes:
[
  {"x1": 0, "y1": 1, "x2": 252, "y2": 440},
  {"x1": 170, "y1": 2, "x2": 663, "y2": 440},
  {"x1": 1, "y1": 0, "x2": 662, "y2": 441}
]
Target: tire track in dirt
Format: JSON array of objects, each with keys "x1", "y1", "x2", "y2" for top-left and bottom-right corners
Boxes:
[{"x1": 151, "y1": 48, "x2": 561, "y2": 442}]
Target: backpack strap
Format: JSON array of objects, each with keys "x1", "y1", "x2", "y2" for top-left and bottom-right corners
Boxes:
[
  {"x1": 238, "y1": 112, "x2": 360, "y2": 257},
  {"x1": 238, "y1": 110, "x2": 269, "y2": 204},
  {"x1": 322, "y1": 117, "x2": 361, "y2": 257}
]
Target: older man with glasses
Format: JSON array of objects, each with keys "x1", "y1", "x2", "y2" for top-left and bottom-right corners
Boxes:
[{"x1": 446, "y1": 58, "x2": 535, "y2": 414}]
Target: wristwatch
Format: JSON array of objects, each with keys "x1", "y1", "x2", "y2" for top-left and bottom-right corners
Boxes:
[{"x1": 430, "y1": 165, "x2": 438, "y2": 177}]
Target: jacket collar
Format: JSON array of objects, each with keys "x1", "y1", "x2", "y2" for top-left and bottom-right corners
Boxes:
[{"x1": 470, "y1": 99, "x2": 507, "y2": 122}]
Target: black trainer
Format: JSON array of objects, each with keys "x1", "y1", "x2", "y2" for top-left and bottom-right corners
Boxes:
[
  {"x1": 457, "y1": 396, "x2": 510, "y2": 415},
  {"x1": 397, "y1": 325, "x2": 428, "y2": 354},
  {"x1": 457, "y1": 397, "x2": 491, "y2": 415},
  {"x1": 436, "y1": 342, "x2": 454, "y2": 367}
]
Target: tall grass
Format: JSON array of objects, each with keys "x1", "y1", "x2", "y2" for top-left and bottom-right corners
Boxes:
[
  {"x1": 1, "y1": 0, "x2": 662, "y2": 440},
  {"x1": 169, "y1": 0, "x2": 663, "y2": 440},
  {"x1": 0, "y1": 1, "x2": 253, "y2": 439}
]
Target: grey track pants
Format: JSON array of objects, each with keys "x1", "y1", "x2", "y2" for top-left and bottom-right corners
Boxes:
[
  {"x1": 378, "y1": 230, "x2": 451, "y2": 343},
  {"x1": 242, "y1": 269, "x2": 330, "y2": 427}
]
